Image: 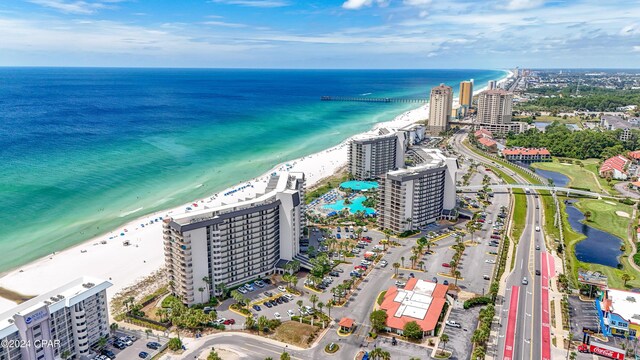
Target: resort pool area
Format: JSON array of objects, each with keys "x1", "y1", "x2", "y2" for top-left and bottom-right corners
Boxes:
[
  {"x1": 323, "y1": 196, "x2": 375, "y2": 215},
  {"x1": 340, "y1": 180, "x2": 379, "y2": 191}
]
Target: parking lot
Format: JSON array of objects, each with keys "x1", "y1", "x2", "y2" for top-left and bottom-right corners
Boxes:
[
  {"x1": 440, "y1": 306, "x2": 481, "y2": 360},
  {"x1": 568, "y1": 296, "x2": 600, "y2": 339},
  {"x1": 97, "y1": 329, "x2": 167, "y2": 359}
]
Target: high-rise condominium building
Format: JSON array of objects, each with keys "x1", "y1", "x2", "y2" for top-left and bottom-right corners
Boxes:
[
  {"x1": 377, "y1": 149, "x2": 457, "y2": 233},
  {"x1": 477, "y1": 89, "x2": 513, "y2": 124},
  {"x1": 348, "y1": 129, "x2": 405, "y2": 180},
  {"x1": 459, "y1": 81, "x2": 473, "y2": 108},
  {"x1": 488, "y1": 80, "x2": 497, "y2": 90},
  {"x1": 0, "y1": 277, "x2": 112, "y2": 360},
  {"x1": 164, "y1": 173, "x2": 305, "y2": 305},
  {"x1": 428, "y1": 84, "x2": 453, "y2": 135}
]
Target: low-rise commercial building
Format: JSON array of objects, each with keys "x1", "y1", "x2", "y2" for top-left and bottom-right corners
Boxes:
[
  {"x1": 379, "y1": 278, "x2": 449, "y2": 337},
  {"x1": 164, "y1": 172, "x2": 305, "y2": 305},
  {"x1": 477, "y1": 137, "x2": 498, "y2": 153},
  {"x1": 596, "y1": 288, "x2": 640, "y2": 339},
  {"x1": 377, "y1": 149, "x2": 457, "y2": 232},
  {"x1": 348, "y1": 129, "x2": 405, "y2": 180},
  {"x1": 501, "y1": 147, "x2": 551, "y2": 163},
  {"x1": 0, "y1": 277, "x2": 112, "y2": 360}
]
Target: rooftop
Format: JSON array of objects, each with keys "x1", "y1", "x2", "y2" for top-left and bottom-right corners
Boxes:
[
  {"x1": 171, "y1": 172, "x2": 304, "y2": 226},
  {"x1": 606, "y1": 288, "x2": 640, "y2": 325},
  {"x1": 0, "y1": 277, "x2": 111, "y2": 338},
  {"x1": 379, "y1": 278, "x2": 448, "y2": 332},
  {"x1": 501, "y1": 147, "x2": 550, "y2": 156}
]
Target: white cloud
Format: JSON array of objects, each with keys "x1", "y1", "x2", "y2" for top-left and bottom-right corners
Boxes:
[
  {"x1": 404, "y1": 0, "x2": 431, "y2": 7},
  {"x1": 210, "y1": 0, "x2": 289, "y2": 7},
  {"x1": 419, "y1": 10, "x2": 428, "y2": 18},
  {"x1": 342, "y1": 0, "x2": 387, "y2": 10},
  {"x1": 502, "y1": 0, "x2": 545, "y2": 11},
  {"x1": 621, "y1": 23, "x2": 640, "y2": 36},
  {"x1": 203, "y1": 21, "x2": 248, "y2": 28},
  {"x1": 29, "y1": 0, "x2": 107, "y2": 14},
  {"x1": 633, "y1": 46, "x2": 640, "y2": 52}
]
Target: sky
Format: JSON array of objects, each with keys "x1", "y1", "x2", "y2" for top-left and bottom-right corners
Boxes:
[{"x1": 1, "y1": 0, "x2": 640, "y2": 68}]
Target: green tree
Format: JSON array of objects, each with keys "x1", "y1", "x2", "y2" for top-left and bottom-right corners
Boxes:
[
  {"x1": 257, "y1": 315, "x2": 269, "y2": 334},
  {"x1": 326, "y1": 301, "x2": 333, "y2": 317},
  {"x1": 280, "y1": 351, "x2": 291, "y2": 360},
  {"x1": 60, "y1": 350, "x2": 72, "y2": 360},
  {"x1": 167, "y1": 337, "x2": 183, "y2": 351},
  {"x1": 109, "y1": 322, "x2": 119, "y2": 334},
  {"x1": 403, "y1": 321, "x2": 423, "y2": 339},
  {"x1": 208, "y1": 349, "x2": 223, "y2": 360},
  {"x1": 310, "y1": 294, "x2": 319, "y2": 310},
  {"x1": 245, "y1": 315, "x2": 256, "y2": 330},
  {"x1": 97, "y1": 336, "x2": 107, "y2": 350},
  {"x1": 440, "y1": 333, "x2": 449, "y2": 354},
  {"x1": 393, "y1": 262, "x2": 400, "y2": 276},
  {"x1": 622, "y1": 273, "x2": 632, "y2": 287},
  {"x1": 401, "y1": 256, "x2": 405, "y2": 268},
  {"x1": 584, "y1": 210, "x2": 592, "y2": 222},
  {"x1": 145, "y1": 329, "x2": 152, "y2": 339},
  {"x1": 369, "y1": 310, "x2": 388, "y2": 332},
  {"x1": 369, "y1": 347, "x2": 391, "y2": 360}
]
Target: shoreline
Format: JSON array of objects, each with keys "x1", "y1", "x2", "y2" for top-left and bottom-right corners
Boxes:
[{"x1": 0, "y1": 71, "x2": 512, "y2": 312}]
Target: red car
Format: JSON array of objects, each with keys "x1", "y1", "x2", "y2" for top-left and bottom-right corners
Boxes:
[
  {"x1": 223, "y1": 319, "x2": 235, "y2": 325},
  {"x1": 361, "y1": 237, "x2": 372, "y2": 243},
  {"x1": 442, "y1": 263, "x2": 451, "y2": 268},
  {"x1": 354, "y1": 266, "x2": 367, "y2": 271}
]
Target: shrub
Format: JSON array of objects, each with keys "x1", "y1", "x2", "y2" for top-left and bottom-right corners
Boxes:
[
  {"x1": 167, "y1": 337, "x2": 182, "y2": 351},
  {"x1": 463, "y1": 296, "x2": 492, "y2": 309}
]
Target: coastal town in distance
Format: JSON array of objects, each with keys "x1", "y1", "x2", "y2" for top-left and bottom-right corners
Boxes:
[{"x1": 3, "y1": 67, "x2": 640, "y2": 360}]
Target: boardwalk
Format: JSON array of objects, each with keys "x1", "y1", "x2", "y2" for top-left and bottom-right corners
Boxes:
[{"x1": 320, "y1": 96, "x2": 427, "y2": 103}]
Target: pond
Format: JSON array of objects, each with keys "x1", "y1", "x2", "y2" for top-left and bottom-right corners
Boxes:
[
  {"x1": 566, "y1": 203, "x2": 623, "y2": 268},
  {"x1": 535, "y1": 167, "x2": 622, "y2": 268}
]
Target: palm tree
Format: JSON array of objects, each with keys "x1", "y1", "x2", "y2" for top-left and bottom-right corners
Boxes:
[
  {"x1": 453, "y1": 270, "x2": 461, "y2": 287},
  {"x1": 382, "y1": 229, "x2": 392, "y2": 250},
  {"x1": 584, "y1": 211, "x2": 592, "y2": 222},
  {"x1": 622, "y1": 273, "x2": 632, "y2": 287},
  {"x1": 410, "y1": 255, "x2": 417, "y2": 269},
  {"x1": 326, "y1": 301, "x2": 333, "y2": 317},
  {"x1": 198, "y1": 287, "x2": 205, "y2": 303},
  {"x1": 393, "y1": 262, "x2": 400, "y2": 276},
  {"x1": 109, "y1": 322, "x2": 119, "y2": 335},
  {"x1": 440, "y1": 333, "x2": 449, "y2": 354},
  {"x1": 244, "y1": 315, "x2": 256, "y2": 331},
  {"x1": 418, "y1": 260, "x2": 425, "y2": 271},
  {"x1": 310, "y1": 294, "x2": 318, "y2": 310},
  {"x1": 202, "y1": 276, "x2": 211, "y2": 298},
  {"x1": 317, "y1": 301, "x2": 324, "y2": 315},
  {"x1": 401, "y1": 256, "x2": 405, "y2": 268},
  {"x1": 215, "y1": 282, "x2": 228, "y2": 299},
  {"x1": 369, "y1": 347, "x2": 391, "y2": 360},
  {"x1": 145, "y1": 329, "x2": 152, "y2": 339},
  {"x1": 280, "y1": 352, "x2": 291, "y2": 360},
  {"x1": 61, "y1": 350, "x2": 72, "y2": 360},
  {"x1": 257, "y1": 315, "x2": 269, "y2": 334}
]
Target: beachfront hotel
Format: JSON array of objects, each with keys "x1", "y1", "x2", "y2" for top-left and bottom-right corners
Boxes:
[
  {"x1": 459, "y1": 80, "x2": 473, "y2": 108},
  {"x1": 475, "y1": 89, "x2": 530, "y2": 134},
  {"x1": 163, "y1": 173, "x2": 305, "y2": 305},
  {"x1": 377, "y1": 149, "x2": 457, "y2": 233},
  {"x1": 428, "y1": 84, "x2": 453, "y2": 135},
  {"x1": 0, "y1": 277, "x2": 112, "y2": 360},
  {"x1": 348, "y1": 129, "x2": 405, "y2": 180}
]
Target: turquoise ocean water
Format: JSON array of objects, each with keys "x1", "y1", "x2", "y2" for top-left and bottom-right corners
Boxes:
[{"x1": 0, "y1": 68, "x2": 505, "y2": 272}]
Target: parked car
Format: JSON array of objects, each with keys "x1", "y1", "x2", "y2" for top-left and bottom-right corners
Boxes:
[
  {"x1": 442, "y1": 262, "x2": 451, "y2": 268},
  {"x1": 264, "y1": 291, "x2": 273, "y2": 297},
  {"x1": 483, "y1": 275, "x2": 490, "y2": 280},
  {"x1": 139, "y1": 352, "x2": 149, "y2": 359},
  {"x1": 113, "y1": 342, "x2": 126, "y2": 350},
  {"x1": 102, "y1": 350, "x2": 116, "y2": 358},
  {"x1": 253, "y1": 305, "x2": 262, "y2": 311},
  {"x1": 446, "y1": 320, "x2": 462, "y2": 328},
  {"x1": 264, "y1": 301, "x2": 273, "y2": 308},
  {"x1": 244, "y1": 284, "x2": 254, "y2": 291},
  {"x1": 287, "y1": 309, "x2": 295, "y2": 317},
  {"x1": 380, "y1": 260, "x2": 388, "y2": 267},
  {"x1": 443, "y1": 280, "x2": 449, "y2": 285},
  {"x1": 254, "y1": 280, "x2": 265, "y2": 288},
  {"x1": 223, "y1": 319, "x2": 235, "y2": 325},
  {"x1": 237, "y1": 287, "x2": 248, "y2": 294},
  {"x1": 432, "y1": 277, "x2": 438, "y2": 283},
  {"x1": 274, "y1": 312, "x2": 282, "y2": 320},
  {"x1": 278, "y1": 286, "x2": 287, "y2": 292}
]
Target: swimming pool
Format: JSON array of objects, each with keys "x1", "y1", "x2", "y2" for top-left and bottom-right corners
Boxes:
[
  {"x1": 323, "y1": 196, "x2": 375, "y2": 215},
  {"x1": 340, "y1": 180, "x2": 379, "y2": 191}
]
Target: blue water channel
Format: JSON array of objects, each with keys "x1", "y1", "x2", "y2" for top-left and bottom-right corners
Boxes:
[{"x1": 534, "y1": 167, "x2": 623, "y2": 268}]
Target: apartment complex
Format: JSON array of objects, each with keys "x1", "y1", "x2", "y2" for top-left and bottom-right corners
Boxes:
[
  {"x1": 475, "y1": 89, "x2": 530, "y2": 134},
  {"x1": 488, "y1": 80, "x2": 497, "y2": 90},
  {"x1": 459, "y1": 80, "x2": 473, "y2": 108},
  {"x1": 164, "y1": 173, "x2": 305, "y2": 305},
  {"x1": 600, "y1": 115, "x2": 636, "y2": 141},
  {"x1": 428, "y1": 84, "x2": 453, "y2": 135},
  {"x1": 501, "y1": 148, "x2": 551, "y2": 163},
  {"x1": 0, "y1": 277, "x2": 111, "y2": 360},
  {"x1": 377, "y1": 149, "x2": 457, "y2": 233},
  {"x1": 348, "y1": 129, "x2": 404, "y2": 180}
]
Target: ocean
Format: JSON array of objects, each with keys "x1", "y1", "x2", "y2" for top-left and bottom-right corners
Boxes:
[{"x1": 0, "y1": 68, "x2": 505, "y2": 272}]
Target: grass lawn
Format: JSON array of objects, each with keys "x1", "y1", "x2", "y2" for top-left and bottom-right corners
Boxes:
[
  {"x1": 531, "y1": 159, "x2": 602, "y2": 192},
  {"x1": 271, "y1": 321, "x2": 320, "y2": 348},
  {"x1": 560, "y1": 198, "x2": 640, "y2": 289},
  {"x1": 305, "y1": 170, "x2": 349, "y2": 204}
]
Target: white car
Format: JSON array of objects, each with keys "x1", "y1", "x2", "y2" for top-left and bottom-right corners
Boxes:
[
  {"x1": 287, "y1": 309, "x2": 295, "y2": 317},
  {"x1": 361, "y1": 260, "x2": 371, "y2": 266},
  {"x1": 485, "y1": 259, "x2": 496, "y2": 264},
  {"x1": 446, "y1": 320, "x2": 462, "y2": 328},
  {"x1": 380, "y1": 260, "x2": 388, "y2": 267},
  {"x1": 278, "y1": 285, "x2": 287, "y2": 292},
  {"x1": 216, "y1": 318, "x2": 226, "y2": 324},
  {"x1": 274, "y1": 312, "x2": 281, "y2": 320}
]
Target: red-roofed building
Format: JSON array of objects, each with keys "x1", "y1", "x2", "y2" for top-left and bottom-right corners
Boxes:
[
  {"x1": 477, "y1": 137, "x2": 498, "y2": 153},
  {"x1": 338, "y1": 317, "x2": 355, "y2": 333},
  {"x1": 474, "y1": 129, "x2": 493, "y2": 139},
  {"x1": 599, "y1": 155, "x2": 630, "y2": 180},
  {"x1": 501, "y1": 147, "x2": 551, "y2": 163},
  {"x1": 379, "y1": 278, "x2": 449, "y2": 337},
  {"x1": 628, "y1": 150, "x2": 640, "y2": 163}
]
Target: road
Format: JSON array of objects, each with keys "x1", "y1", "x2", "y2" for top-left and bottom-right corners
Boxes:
[{"x1": 450, "y1": 130, "x2": 550, "y2": 360}]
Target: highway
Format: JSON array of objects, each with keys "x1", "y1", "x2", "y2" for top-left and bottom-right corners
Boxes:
[{"x1": 450, "y1": 130, "x2": 550, "y2": 360}]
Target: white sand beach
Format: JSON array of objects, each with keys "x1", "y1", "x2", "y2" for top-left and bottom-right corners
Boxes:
[{"x1": 0, "y1": 72, "x2": 512, "y2": 312}]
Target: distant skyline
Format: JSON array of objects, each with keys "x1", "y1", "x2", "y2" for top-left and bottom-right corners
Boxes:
[{"x1": 1, "y1": 0, "x2": 640, "y2": 68}]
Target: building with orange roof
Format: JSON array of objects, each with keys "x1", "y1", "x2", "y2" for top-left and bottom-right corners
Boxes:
[
  {"x1": 379, "y1": 278, "x2": 449, "y2": 337},
  {"x1": 599, "y1": 155, "x2": 630, "y2": 180},
  {"x1": 501, "y1": 147, "x2": 551, "y2": 163},
  {"x1": 474, "y1": 129, "x2": 493, "y2": 139},
  {"x1": 628, "y1": 150, "x2": 640, "y2": 163},
  {"x1": 477, "y1": 137, "x2": 498, "y2": 153},
  {"x1": 338, "y1": 317, "x2": 355, "y2": 333}
]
